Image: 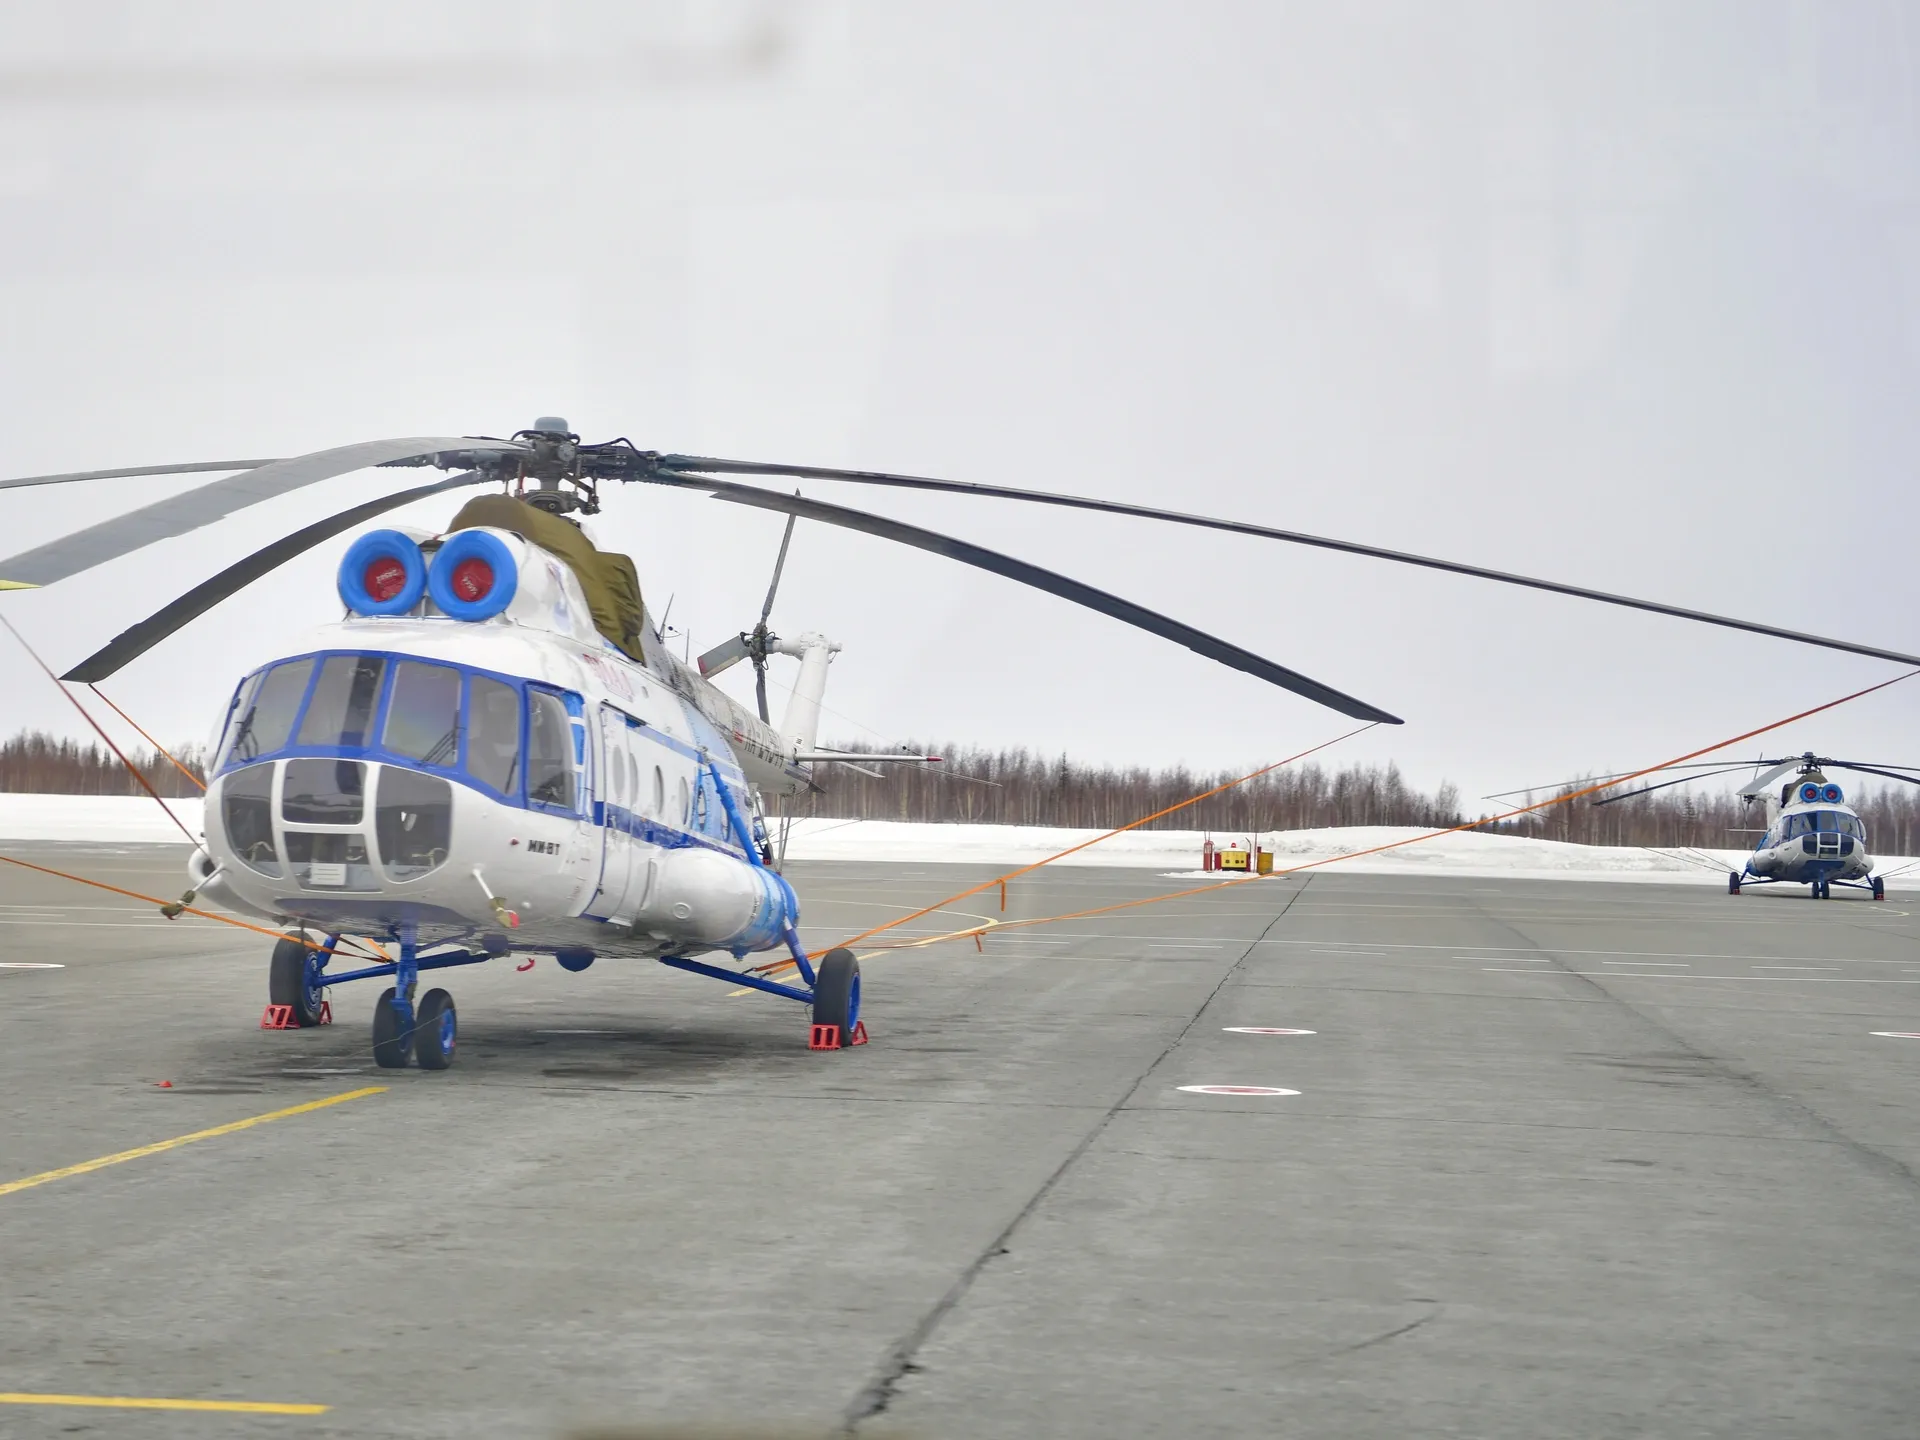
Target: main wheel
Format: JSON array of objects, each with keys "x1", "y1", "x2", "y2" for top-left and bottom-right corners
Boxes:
[
  {"x1": 268, "y1": 934, "x2": 328, "y2": 1027},
  {"x1": 1874, "y1": 876, "x2": 1887, "y2": 901},
  {"x1": 371, "y1": 987, "x2": 412, "y2": 1069},
  {"x1": 811, "y1": 947, "x2": 862, "y2": 1041},
  {"x1": 414, "y1": 988, "x2": 457, "y2": 1070},
  {"x1": 1728, "y1": 872, "x2": 1742, "y2": 895},
  {"x1": 1814, "y1": 879, "x2": 1830, "y2": 900}
]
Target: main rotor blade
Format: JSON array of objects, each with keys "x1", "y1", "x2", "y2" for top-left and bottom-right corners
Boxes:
[
  {"x1": 1592, "y1": 766, "x2": 1760, "y2": 806},
  {"x1": 1821, "y1": 762, "x2": 1920, "y2": 790},
  {"x1": 1484, "y1": 760, "x2": 1768, "y2": 801},
  {"x1": 0, "y1": 436, "x2": 522, "y2": 589},
  {"x1": 755, "y1": 660, "x2": 771, "y2": 725},
  {"x1": 661, "y1": 454, "x2": 1920, "y2": 670},
  {"x1": 761, "y1": 508, "x2": 797, "y2": 627},
  {"x1": 61, "y1": 472, "x2": 493, "y2": 682},
  {"x1": 656, "y1": 473, "x2": 1401, "y2": 723},
  {"x1": 0, "y1": 459, "x2": 283, "y2": 492}
]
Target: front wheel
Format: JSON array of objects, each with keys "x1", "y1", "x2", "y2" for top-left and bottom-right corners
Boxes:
[
  {"x1": 414, "y1": 989, "x2": 457, "y2": 1071},
  {"x1": 268, "y1": 934, "x2": 328, "y2": 1027},
  {"x1": 811, "y1": 948, "x2": 862, "y2": 1041},
  {"x1": 1874, "y1": 876, "x2": 1887, "y2": 901},
  {"x1": 1728, "y1": 872, "x2": 1742, "y2": 895},
  {"x1": 372, "y1": 987, "x2": 412, "y2": 1069}
]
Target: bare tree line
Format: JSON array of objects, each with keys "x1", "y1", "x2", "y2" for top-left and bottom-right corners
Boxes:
[
  {"x1": 0, "y1": 731, "x2": 206, "y2": 798},
  {"x1": 8, "y1": 728, "x2": 1919, "y2": 857},
  {"x1": 798, "y1": 742, "x2": 1465, "y2": 832},
  {"x1": 802, "y1": 742, "x2": 1920, "y2": 853}
]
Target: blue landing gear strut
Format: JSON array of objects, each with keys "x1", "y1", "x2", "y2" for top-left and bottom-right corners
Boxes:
[
  {"x1": 666, "y1": 755, "x2": 869, "y2": 1050},
  {"x1": 371, "y1": 930, "x2": 418, "y2": 1069}
]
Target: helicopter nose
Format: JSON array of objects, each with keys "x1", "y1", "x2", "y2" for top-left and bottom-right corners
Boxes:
[{"x1": 212, "y1": 759, "x2": 454, "y2": 891}]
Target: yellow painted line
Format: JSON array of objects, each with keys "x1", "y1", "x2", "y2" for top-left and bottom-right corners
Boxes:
[
  {"x1": 0, "y1": 1087, "x2": 386, "y2": 1200},
  {"x1": 0, "y1": 1392, "x2": 325, "y2": 1415}
]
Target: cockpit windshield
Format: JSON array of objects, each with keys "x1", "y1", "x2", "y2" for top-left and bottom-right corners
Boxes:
[
  {"x1": 218, "y1": 659, "x2": 313, "y2": 769},
  {"x1": 213, "y1": 651, "x2": 531, "y2": 806},
  {"x1": 297, "y1": 655, "x2": 387, "y2": 748},
  {"x1": 383, "y1": 661, "x2": 462, "y2": 766},
  {"x1": 1779, "y1": 811, "x2": 1863, "y2": 841}
]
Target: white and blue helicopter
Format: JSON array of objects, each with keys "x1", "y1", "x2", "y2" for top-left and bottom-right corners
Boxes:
[
  {"x1": 5, "y1": 422, "x2": 1919, "y2": 1068},
  {"x1": 1594, "y1": 753, "x2": 1920, "y2": 900}
]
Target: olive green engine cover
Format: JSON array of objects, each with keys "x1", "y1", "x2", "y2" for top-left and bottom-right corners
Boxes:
[{"x1": 445, "y1": 494, "x2": 645, "y2": 660}]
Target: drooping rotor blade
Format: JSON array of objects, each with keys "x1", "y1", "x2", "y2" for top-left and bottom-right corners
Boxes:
[
  {"x1": 697, "y1": 633, "x2": 753, "y2": 679},
  {"x1": 0, "y1": 436, "x2": 524, "y2": 589},
  {"x1": 0, "y1": 459, "x2": 283, "y2": 492},
  {"x1": 1738, "y1": 760, "x2": 1804, "y2": 800},
  {"x1": 1820, "y1": 762, "x2": 1920, "y2": 790},
  {"x1": 1484, "y1": 760, "x2": 1768, "y2": 802},
  {"x1": 61, "y1": 472, "x2": 493, "y2": 682},
  {"x1": 755, "y1": 664, "x2": 770, "y2": 726},
  {"x1": 658, "y1": 454, "x2": 1920, "y2": 670},
  {"x1": 1592, "y1": 765, "x2": 1762, "y2": 807},
  {"x1": 653, "y1": 473, "x2": 1401, "y2": 723}
]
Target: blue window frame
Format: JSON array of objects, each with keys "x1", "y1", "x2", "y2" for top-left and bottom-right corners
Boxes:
[{"x1": 212, "y1": 650, "x2": 547, "y2": 810}]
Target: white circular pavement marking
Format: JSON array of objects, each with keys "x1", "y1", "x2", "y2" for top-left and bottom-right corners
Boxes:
[
  {"x1": 1222, "y1": 1027, "x2": 1315, "y2": 1036},
  {"x1": 0, "y1": 962, "x2": 64, "y2": 969},
  {"x1": 1178, "y1": 1085, "x2": 1300, "y2": 1096},
  {"x1": 1870, "y1": 1031, "x2": 1920, "y2": 1039}
]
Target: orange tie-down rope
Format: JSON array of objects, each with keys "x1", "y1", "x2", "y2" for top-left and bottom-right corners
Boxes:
[
  {"x1": 0, "y1": 854, "x2": 388, "y2": 959},
  {"x1": 87, "y1": 684, "x2": 206, "y2": 792},
  {"x1": 0, "y1": 614, "x2": 197, "y2": 844},
  {"x1": 746, "y1": 719, "x2": 1383, "y2": 980},
  {"x1": 780, "y1": 667, "x2": 1920, "y2": 961},
  {"x1": 0, "y1": 615, "x2": 387, "y2": 960}
]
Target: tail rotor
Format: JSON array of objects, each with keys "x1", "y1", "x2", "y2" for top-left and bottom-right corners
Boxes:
[{"x1": 696, "y1": 504, "x2": 799, "y2": 725}]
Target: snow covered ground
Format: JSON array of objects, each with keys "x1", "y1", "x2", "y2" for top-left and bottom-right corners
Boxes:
[
  {"x1": 777, "y1": 817, "x2": 1782, "y2": 885},
  {"x1": 0, "y1": 794, "x2": 206, "y2": 844},
  {"x1": 5, "y1": 794, "x2": 1910, "y2": 886}
]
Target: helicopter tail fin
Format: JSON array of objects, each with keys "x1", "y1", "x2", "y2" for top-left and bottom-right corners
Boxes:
[{"x1": 771, "y1": 632, "x2": 840, "y2": 752}]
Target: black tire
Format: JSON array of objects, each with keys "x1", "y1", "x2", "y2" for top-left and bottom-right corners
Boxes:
[
  {"x1": 1728, "y1": 873, "x2": 1741, "y2": 895},
  {"x1": 414, "y1": 989, "x2": 457, "y2": 1071},
  {"x1": 371, "y1": 987, "x2": 412, "y2": 1069},
  {"x1": 268, "y1": 935, "x2": 328, "y2": 1027},
  {"x1": 811, "y1": 947, "x2": 862, "y2": 1040},
  {"x1": 1874, "y1": 877, "x2": 1886, "y2": 901}
]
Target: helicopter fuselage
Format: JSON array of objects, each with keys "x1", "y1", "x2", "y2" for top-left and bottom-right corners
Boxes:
[
  {"x1": 192, "y1": 580, "x2": 814, "y2": 965},
  {"x1": 1743, "y1": 799, "x2": 1873, "y2": 887}
]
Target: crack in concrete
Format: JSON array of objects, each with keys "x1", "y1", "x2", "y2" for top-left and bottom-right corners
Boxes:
[{"x1": 838, "y1": 876, "x2": 1316, "y2": 1432}]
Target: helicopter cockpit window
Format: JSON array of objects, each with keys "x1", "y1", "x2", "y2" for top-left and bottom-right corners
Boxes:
[
  {"x1": 383, "y1": 662, "x2": 462, "y2": 766},
  {"x1": 466, "y1": 677, "x2": 521, "y2": 796},
  {"x1": 526, "y1": 689, "x2": 575, "y2": 811},
  {"x1": 220, "y1": 659, "x2": 313, "y2": 768},
  {"x1": 220, "y1": 762, "x2": 280, "y2": 876},
  {"x1": 297, "y1": 655, "x2": 387, "y2": 749}
]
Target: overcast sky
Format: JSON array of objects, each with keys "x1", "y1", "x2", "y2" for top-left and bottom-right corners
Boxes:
[{"x1": 1, "y1": 1, "x2": 1917, "y2": 808}]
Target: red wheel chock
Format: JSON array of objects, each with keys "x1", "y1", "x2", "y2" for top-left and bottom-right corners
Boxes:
[
  {"x1": 260, "y1": 1001, "x2": 331, "y2": 1030},
  {"x1": 809, "y1": 1020, "x2": 869, "y2": 1051}
]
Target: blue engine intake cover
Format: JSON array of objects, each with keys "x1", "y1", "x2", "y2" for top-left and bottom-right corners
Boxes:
[
  {"x1": 429, "y1": 530, "x2": 519, "y2": 621},
  {"x1": 337, "y1": 529, "x2": 427, "y2": 616}
]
